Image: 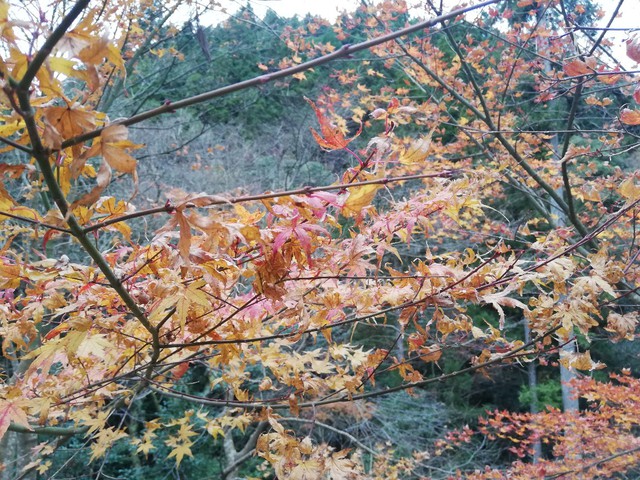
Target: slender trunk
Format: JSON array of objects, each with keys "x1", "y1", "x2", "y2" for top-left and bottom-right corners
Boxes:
[
  {"x1": 524, "y1": 320, "x2": 542, "y2": 462},
  {"x1": 0, "y1": 431, "x2": 38, "y2": 480},
  {"x1": 0, "y1": 359, "x2": 37, "y2": 480}
]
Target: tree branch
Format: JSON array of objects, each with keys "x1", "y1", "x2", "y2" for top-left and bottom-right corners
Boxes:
[
  {"x1": 58, "y1": 0, "x2": 501, "y2": 150},
  {"x1": 82, "y1": 171, "x2": 457, "y2": 233},
  {"x1": 0, "y1": 210, "x2": 72, "y2": 233},
  {"x1": 280, "y1": 417, "x2": 378, "y2": 456},
  {"x1": 8, "y1": 423, "x2": 88, "y2": 436},
  {"x1": 18, "y1": 0, "x2": 91, "y2": 91}
]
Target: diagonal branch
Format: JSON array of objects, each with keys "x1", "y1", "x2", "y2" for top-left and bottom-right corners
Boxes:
[
  {"x1": 82, "y1": 171, "x2": 457, "y2": 233},
  {"x1": 12, "y1": 1, "x2": 162, "y2": 380},
  {"x1": 280, "y1": 417, "x2": 378, "y2": 456},
  {"x1": 0, "y1": 135, "x2": 32, "y2": 154},
  {"x1": 0, "y1": 210, "x2": 72, "y2": 233},
  {"x1": 58, "y1": 0, "x2": 501, "y2": 150}
]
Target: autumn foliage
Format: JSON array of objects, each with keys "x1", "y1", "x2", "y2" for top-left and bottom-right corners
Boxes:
[{"x1": 1, "y1": 0, "x2": 640, "y2": 478}]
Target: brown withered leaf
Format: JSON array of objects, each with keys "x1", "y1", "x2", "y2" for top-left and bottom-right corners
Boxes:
[
  {"x1": 101, "y1": 125, "x2": 139, "y2": 174},
  {"x1": 606, "y1": 312, "x2": 638, "y2": 342},
  {"x1": 77, "y1": 36, "x2": 125, "y2": 72},
  {"x1": 71, "y1": 125, "x2": 140, "y2": 180},
  {"x1": 69, "y1": 161, "x2": 111, "y2": 210},
  {"x1": 43, "y1": 104, "x2": 96, "y2": 140},
  {"x1": 41, "y1": 117, "x2": 62, "y2": 151}
]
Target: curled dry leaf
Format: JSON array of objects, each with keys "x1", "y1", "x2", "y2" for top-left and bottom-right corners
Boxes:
[
  {"x1": 626, "y1": 35, "x2": 640, "y2": 63},
  {"x1": 606, "y1": 312, "x2": 638, "y2": 341},
  {"x1": 69, "y1": 161, "x2": 111, "y2": 210}
]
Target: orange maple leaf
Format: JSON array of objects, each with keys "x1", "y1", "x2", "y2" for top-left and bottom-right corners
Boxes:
[
  {"x1": 621, "y1": 108, "x2": 640, "y2": 126},
  {"x1": 306, "y1": 97, "x2": 361, "y2": 150},
  {"x1": 563, "y1": 59, "x2": 593, "y2": 77}
]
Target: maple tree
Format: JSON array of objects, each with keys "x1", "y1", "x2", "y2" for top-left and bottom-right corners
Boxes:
[{"x1": 1, "y1": 0, "x2": 640, "y2": 478}]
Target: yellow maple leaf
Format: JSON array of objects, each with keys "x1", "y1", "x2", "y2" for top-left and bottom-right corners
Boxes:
[
  {"x1": 619, "y1": 176, "x2": 640, "y2": 201},
  {"x1": 343, "y1": 184, "x2": 380, "y2": 218},
  {"x1": 399, "y1": 129, "x2": 435, "y2": 165},
  {"x1": 561, "y1": 350, "x2": 605, "y2": 371},
  {"x1": 89, "y1": 427, "x2": 128, "y2": 462},
  {"x1": 167, "y1": 442, "x2": 194, "y2": 466}
]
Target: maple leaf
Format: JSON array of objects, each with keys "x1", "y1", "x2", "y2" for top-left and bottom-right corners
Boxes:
[
  {"x1": 606, "y1": 312, "x2": 638, "y2": 342},
  {"x1": 0, "y1": 398, "x2": 31, "y2": 441},
  {"x1": 71, "y1": 124, "x2": 139, "y2": 179},
  {"x1": 167, "y1": 440, "x2": 194, "y2": 466},
  {"x1": 99, "y1": 125, "x2": 139, "y2": 173},
  {"x1": 306, "y1": 98, "x2": 360, "y2": 150},
  {"x1": 272, "y1": 214, "x2": 328, "y2": 264},
  {"x1": 326, "y1": 449, "x2": 360, "y2": 479},
  {"x1": 289, "y1": 458, "x2": 324, "y2": 480},
  {"x1": 165, "y1": 421, "x2": 197, "y2": 466},
  {"x1": 626, "y1": 35, "x2": 640, "y2": 63},
  {"x1": 481, "y1": 287, "x2": 529, "y2": 329},
  {"x1": 89, "y1": 427, "x2": 128, "y2": 462},
  {"x1": 134, "y1": 421, "x2": 161, "y2": 456},
  {"x1": 619, "y1": 176, "x2": 640, "y2": 201},
  {"x1": 561, "y1": 350, "x2": 605, "y2": 372},
  {"x1": 399, "y1": 129, "x2": 435, "y2": 165},
  {"x1": 153, "y1": 279, "x2": 211, "y2": 330},
  {"x1": 620, "y1": 108, "x2": 640, "y2": 126},
  {"x1": 43, "y1": 104, "x2": 96, "y2": 141},
  {"x1": 563, "y1": 59, "x2": 593, "y2": 77},
  {"x1": 77, "y1": 35, "x2": 125, "y2": 79},
  {"x1": 342, "y1": 183, "x2": 381, "y2": 218}
]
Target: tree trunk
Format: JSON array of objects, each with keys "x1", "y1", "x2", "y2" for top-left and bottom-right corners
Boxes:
[
  {"x1": 0, "y1": 430, "x2": 37, "y2": 480},
  {"x1": 524, "y1": 320, "x2": 542, "y2": 462}
]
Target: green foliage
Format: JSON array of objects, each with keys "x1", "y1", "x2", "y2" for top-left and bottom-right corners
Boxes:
[{"x1": 519, "y1": 379, "x2": 563, "y2": 411}]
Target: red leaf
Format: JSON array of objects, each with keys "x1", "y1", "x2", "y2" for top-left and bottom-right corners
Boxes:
[
  {"x1": 306, "y1": 97, "x2": 360, "y2": 150},
  {"x1": 626, "y1": 36, "x2": 640, "y2": 63},
  {"x1": 172, "y1": 361, "x2": 190, "y2": 380}
]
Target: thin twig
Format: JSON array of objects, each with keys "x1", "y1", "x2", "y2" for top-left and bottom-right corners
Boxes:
[{"x1": 82, "y1": 171, "x2": 457, "y2": 233}]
